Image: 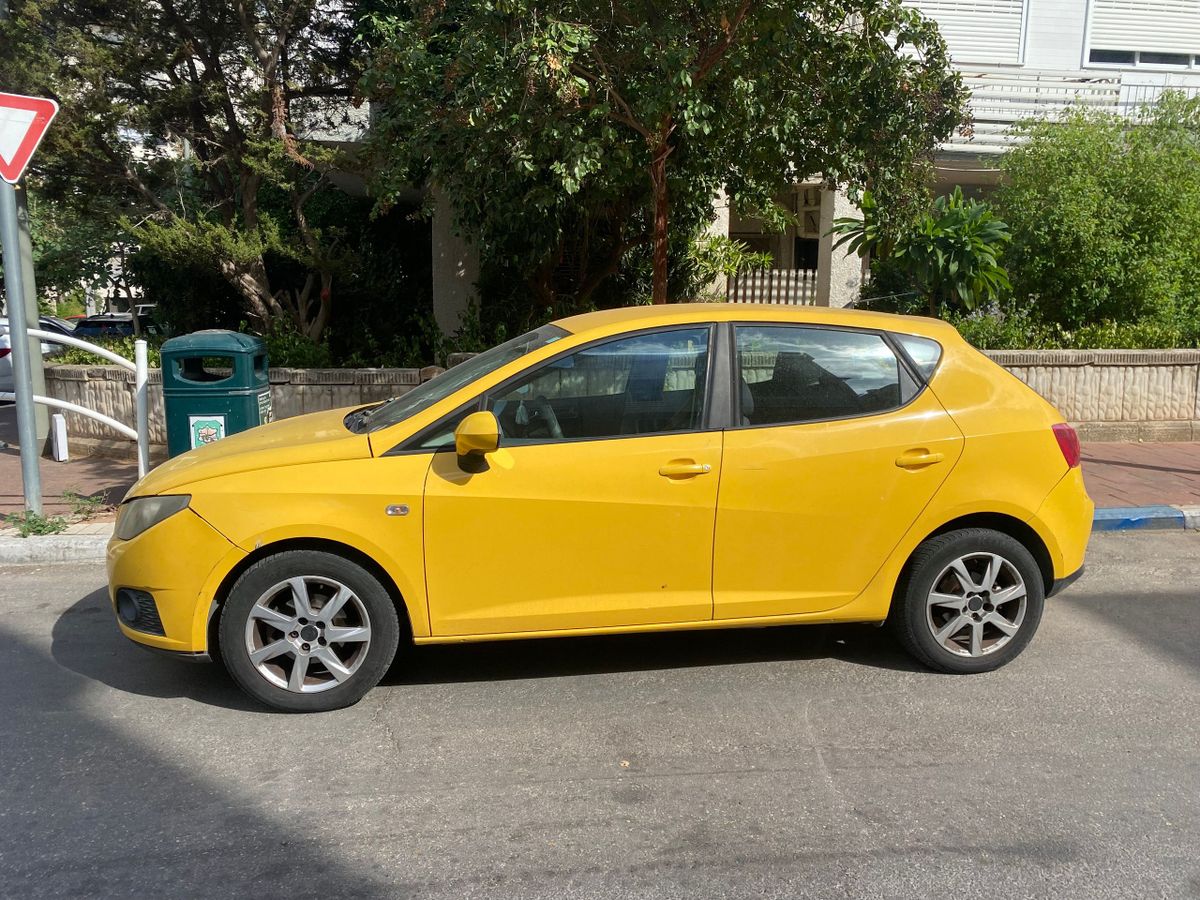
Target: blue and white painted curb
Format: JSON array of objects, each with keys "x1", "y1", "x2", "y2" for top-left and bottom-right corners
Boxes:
[{"x1": 1093, "y1": 505, "x2": 1200, "y2": 532}]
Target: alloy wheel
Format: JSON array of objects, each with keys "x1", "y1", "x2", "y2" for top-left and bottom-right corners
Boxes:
[
  {"x1": 243, "y1": 576, "x2": 372, "y2": 693},
  {"x1": 925, "y1": 552, "x2": 1027, "y2": 658}
]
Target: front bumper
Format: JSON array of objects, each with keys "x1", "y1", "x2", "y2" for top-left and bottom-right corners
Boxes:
[{"x1": 107, "y1": 507, "x2": 245, "y2": 654}]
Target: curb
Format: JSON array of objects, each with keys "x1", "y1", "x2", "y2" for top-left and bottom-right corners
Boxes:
[
  {"x1": 1093, "y1": 505, "x2": 1200, "y2": 532},
  {"x1": 0, "y1": 524, "x2": 112, "y2": 565}
]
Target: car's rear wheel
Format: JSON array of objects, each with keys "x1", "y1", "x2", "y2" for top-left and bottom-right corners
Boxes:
[
  {"x1": 219, "y1": 550, "x2": 400, "y2": 712},
  {"x1": 889, "y1": 528, "x2": 1045, "y2": 674}
]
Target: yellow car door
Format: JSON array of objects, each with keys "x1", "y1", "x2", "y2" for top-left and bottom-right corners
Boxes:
[
  {"x1": 714, "y1": 324, "x2": 963, "y2": 619},
  {"x1": 423, "y1": 326, "x2": 721, "y2": 637}
]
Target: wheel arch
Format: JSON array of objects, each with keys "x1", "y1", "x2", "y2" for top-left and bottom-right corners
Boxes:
[
  {"x1": 901, "y1": 513, "x2": 1054, "y2": 600},
  {"x1": 206, "y1": 537, "x2": 415, "y2": 659}
]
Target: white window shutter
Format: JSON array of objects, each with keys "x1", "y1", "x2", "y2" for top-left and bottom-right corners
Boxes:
[
  {"x1": 1089, "y1": 1, "x2": 1200, "y2": 55},
  {"x1": 905, "y1": 0, "x2": 1027, "y2": 65}
]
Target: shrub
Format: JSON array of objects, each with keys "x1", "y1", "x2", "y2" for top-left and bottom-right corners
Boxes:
[
  {"x1": 996, "y1": 93, "x2": 1200, "y2": 329},
  {"x1": 835, "y1": 188, "x2": 1011, "y2": 316}
]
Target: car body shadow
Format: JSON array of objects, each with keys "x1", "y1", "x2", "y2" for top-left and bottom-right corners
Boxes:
[
  {"x1": 385, "y1": 620, "x2": 925, "y2": 686},
  {"x1": 53, "y1": 588, "x2": 924, "y2": 710}
]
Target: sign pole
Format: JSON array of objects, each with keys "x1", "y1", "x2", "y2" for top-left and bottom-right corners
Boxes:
[{"x1": 1, "y1": 179, "x2": 42, "y2": 513}]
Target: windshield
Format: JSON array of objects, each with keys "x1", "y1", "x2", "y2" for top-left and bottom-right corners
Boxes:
[{"x1": 349, "y1": 324, "x2": 570, "y2": 433}]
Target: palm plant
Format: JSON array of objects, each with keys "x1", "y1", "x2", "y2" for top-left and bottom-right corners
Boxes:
[{"x1": 831, "y1": 187, "x2": 1011, "y2": 316}]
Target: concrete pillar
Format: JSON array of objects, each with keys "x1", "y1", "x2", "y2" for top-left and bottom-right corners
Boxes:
[
  {"x1": 431, "y1": 188, "x2": 479, "y2": 336},
  {"x1": 816, "y1": 188, "x2": 864, "y2": 308},
  {"x1": 702, "y1": 189, "x2": 731, "y2": 299}
]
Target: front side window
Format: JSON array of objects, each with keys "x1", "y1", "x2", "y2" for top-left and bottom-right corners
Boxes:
[
  {"x1": 487, "y1": 327, "x2": 711, "y2": 443},
  {"x1": 353, "y1": 324, "x2": 569, "y2": 433},
  {"x1": 735, "y1": 325, "x2": 904, "y2": 426}
]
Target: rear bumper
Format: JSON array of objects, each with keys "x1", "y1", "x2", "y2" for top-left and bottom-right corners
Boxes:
[
  {"x1": 1048, "y1": 564, "x2": 1085, "y2": 598},
  {"x1": 1030, "y1": 466, "x2": 1094, "y2": 580}
]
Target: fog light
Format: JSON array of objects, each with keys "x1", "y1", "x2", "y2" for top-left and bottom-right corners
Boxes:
[{"x1": 114, "y1": 588, "x2": 165, "y2": 635}]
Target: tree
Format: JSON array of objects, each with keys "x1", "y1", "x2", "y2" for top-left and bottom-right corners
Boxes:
[
  {"x1": 0, "y1": 0, "x2": 362, "y2": 339},
  {"x1": 996, "y1": 94, "x2": 1200, "y2": 329},
  {"x1": 363, "y1": 0, "x2": 966, "y2": 309}
]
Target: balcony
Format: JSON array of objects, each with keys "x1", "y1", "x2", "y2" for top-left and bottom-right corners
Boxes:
[{"x1": 945, "y1": 68, "x2": 1200, "y2": 154}]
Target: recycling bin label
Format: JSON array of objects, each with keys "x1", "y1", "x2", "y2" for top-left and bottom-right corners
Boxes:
[{"x1": 189, "y1": 415, "x2": 226, "y2": 449}]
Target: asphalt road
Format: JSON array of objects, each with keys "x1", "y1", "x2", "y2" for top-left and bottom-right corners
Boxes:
[{"x1": 1, "y1": 532, "x2": 1198, "y2": 899}]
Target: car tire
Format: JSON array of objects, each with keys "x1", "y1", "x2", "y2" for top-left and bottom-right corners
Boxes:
[
  {"x1": 219, "y1": 550, "x2": 400, "y2": 712},
  {"x1": 889, "y1": 528, "x2": 1045, "y2": 674}
]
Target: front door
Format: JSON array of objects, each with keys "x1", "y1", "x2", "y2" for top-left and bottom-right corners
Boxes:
[
  {"x1": 714, "y1": 323, "x2": 963, "y2": 619},
  {"x1": 424, "y1": 326, "x2": 721, "y2": 637}
]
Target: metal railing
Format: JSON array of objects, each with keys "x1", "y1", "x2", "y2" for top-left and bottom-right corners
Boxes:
[
  {"x1": 727, "y1": 268, "x2": 819, "y2": 305},
  {"x1": 944, "y1": 68, "x2": 1200, "y2": 154},
  {"x1": 0, "y1": 329, "x2": 149, "y2": 477}
]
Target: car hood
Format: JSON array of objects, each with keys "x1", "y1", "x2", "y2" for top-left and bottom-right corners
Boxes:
[{"x1": 128, "y1": 407, "x2": 370, "y2": 498}]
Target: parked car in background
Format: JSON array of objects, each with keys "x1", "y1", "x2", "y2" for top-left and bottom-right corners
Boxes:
[
  {"x1": 1, "y1": 316, "x2": 75, "y2": 394},
  {"x1": 108, "y1": 304, "x2": 1093, "y2": 712},
  {"x1": 73, "y1": 312, "x2": 160, "y2": 338}
]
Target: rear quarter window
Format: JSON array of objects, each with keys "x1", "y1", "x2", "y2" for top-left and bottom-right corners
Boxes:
[{"x1": 893, "y1": 334, "x2": 943, "y2": 381}]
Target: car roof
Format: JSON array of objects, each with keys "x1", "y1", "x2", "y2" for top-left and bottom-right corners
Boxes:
[{"x1": 554, "y1": 302, "x2": 961, "y2": 342}]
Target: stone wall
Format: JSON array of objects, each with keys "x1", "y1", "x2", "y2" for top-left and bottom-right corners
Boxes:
[
  {"x1": 43, "y1": 365, "x2": 440, "y2": 448},
  {"x1": 986, "y1": 349, "x2": 1200, "y2": 441},
  {"x1": 42, "y1": 349, "x2": 1200, "y2": 454}
]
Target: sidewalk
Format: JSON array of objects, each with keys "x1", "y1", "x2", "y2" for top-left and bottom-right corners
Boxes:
[
  {"x1": 4, "y1": 403, "x2": 1200, "y2": 514},
  {"x1": 1, "y1": 405, "x2": 135, "y2": 518},
  {"x1": 1080, "y1": 442, "x2": 1200, "y2": 508}
]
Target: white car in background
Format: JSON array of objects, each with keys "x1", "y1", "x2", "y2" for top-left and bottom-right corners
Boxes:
[{"x1": 0, "y1": 316, "x2": 73, "y2": 396}]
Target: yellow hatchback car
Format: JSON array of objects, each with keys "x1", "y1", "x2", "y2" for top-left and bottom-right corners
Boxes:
[{"x1": 108, "y1": 304, "x2": 1092, "y2": 711}]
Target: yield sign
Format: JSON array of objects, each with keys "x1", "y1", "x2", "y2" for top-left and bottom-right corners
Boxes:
[{"x1": 0, "y1": 93, "x2": 59, "y2": 184}]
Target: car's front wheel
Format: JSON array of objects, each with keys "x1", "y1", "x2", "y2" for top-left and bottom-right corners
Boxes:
[
  {"x1": 219, "y1": 550, "x2": 400, "y2": 712},
  {"x1": 889, "y1": 528, "x2": 1045, "y2": 674}
]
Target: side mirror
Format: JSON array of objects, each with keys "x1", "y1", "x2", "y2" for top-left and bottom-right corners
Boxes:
[{"x1": 455, "y1": 410, "x2": 500, "y2": 458}]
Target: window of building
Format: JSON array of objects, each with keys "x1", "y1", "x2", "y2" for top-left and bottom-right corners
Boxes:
[
  {"x1": 1139, "y1": 51, "x2": 1191, "y2": 66},
  {"x1": 1087, "y1": 49, "x2": 1196, "y2": 69},
  {"x1": 734, "y1": 326, "x2": 907, "y2": 426},
  {"x1": 1088, "y1": 49, "x2": 1136, "y2": 65}
]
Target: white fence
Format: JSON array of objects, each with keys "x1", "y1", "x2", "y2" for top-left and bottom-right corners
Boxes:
[{"x1": 727, "y1": 268, "x2": 819, "y2": 305}]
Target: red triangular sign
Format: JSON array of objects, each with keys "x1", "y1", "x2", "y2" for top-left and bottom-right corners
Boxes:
[{"x1": 0, "y1": 93, "x2": 59, "y2": 184}]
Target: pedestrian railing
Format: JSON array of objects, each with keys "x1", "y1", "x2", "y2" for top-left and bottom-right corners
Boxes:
[{"x1": 0, "y1": 330, "x2": 149, "y2": 477}]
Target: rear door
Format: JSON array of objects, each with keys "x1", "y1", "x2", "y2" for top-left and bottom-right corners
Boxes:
[{"x1": 713, "y1": 324, "x2": 963, "y2": 619}]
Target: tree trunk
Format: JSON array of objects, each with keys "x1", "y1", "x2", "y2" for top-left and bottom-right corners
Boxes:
[{"x1": 649, "y1": 148, "x2": 670, "y2": 305}]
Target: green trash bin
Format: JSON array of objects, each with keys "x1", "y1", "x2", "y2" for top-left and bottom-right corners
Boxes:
[{"x1": 160, "y1": 330, "x2": 272, "y2": 458}]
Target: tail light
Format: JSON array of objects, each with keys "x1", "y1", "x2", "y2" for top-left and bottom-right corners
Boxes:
[
  {"x1": 1052, "y1": 423, "x2": 1081, "y2": 468},
  {"x1": 0, "y1": 347, "x2": 10, "y2": 359}
]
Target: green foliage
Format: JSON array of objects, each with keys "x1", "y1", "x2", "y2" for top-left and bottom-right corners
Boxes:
[
  {"x1": 839, "y1": 188, "x2": 1011, "y2": 315},
  {"x1": 62, "y1": 490, "x2": 108, "y2": 520},
  {"x1": 54, "y1": 337, "x2": 164, "y2": 368},
  {"x1": 259, "y1": 325, "x2": 334, "y2": 369},
  {"x1": 683, "y1": 237, "x2": 774, "y2": 300},
  {"x1": 363, "y1": 0, "x2": 966, "y2": 313},
  {"x1": 949, "y1": 309, "x2": 1200, "y2": 351},
  {"x1": 895, "y1": 188, "x2": 1011, "y2": 313},
  {"x1": 0, "y1": 0, "x2": 366, "y2": 338},
  {"x1": 3, "y1": 511, "x2": 69, "y2": 538},
  {"x1": 996, "y1": 93, "x2": 1200, "y2": 329}
]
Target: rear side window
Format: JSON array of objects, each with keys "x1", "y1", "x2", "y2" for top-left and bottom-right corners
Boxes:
[
  {"x1": 734, "y1": 325, "x2": 908, "y2": 426},
  {"x1": 893, "y1": 333, "x2": 943, "y2": 380}
]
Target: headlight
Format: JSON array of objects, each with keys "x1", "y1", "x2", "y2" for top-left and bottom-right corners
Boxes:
[{"x1": 114, "y1": 495, "x2": 191, "y2": 541}]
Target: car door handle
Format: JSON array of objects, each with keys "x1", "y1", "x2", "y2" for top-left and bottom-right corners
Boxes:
[
  {"x1": 659, "y1": 461, "x2": 712, "y2": 478},
  {"x1": 895, "y1": 450, "x2": 945, "y2": 469}
]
